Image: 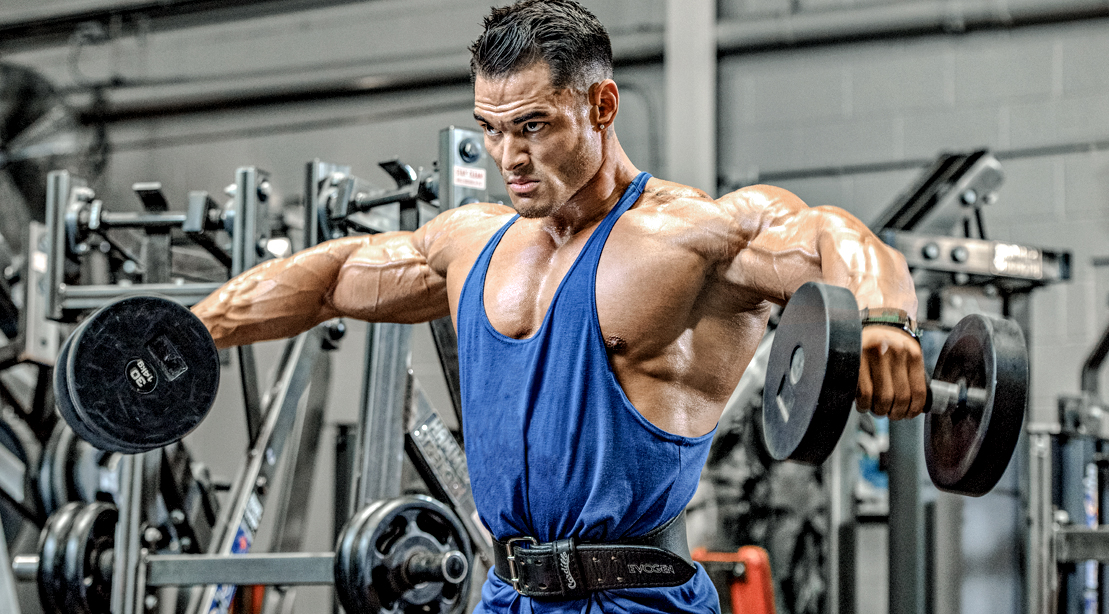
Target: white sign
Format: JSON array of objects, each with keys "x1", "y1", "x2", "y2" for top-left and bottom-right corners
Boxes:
[{"x1": 453, "y1": 166, "x2": 486, "y2": 190}]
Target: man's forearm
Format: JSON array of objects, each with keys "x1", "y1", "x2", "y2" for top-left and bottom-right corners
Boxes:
[{"x1": 191, "y1": 237, "x2": 359, "y2": 349}]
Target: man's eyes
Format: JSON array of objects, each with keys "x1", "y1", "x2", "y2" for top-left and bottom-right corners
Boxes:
[{"x1": 481, "y1": 122, "x2": 545, "y2": 136}]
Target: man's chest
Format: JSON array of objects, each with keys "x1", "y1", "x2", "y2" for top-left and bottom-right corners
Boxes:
[{"x1": 449, "y1": 221, "x2": 715, "y2": 352}]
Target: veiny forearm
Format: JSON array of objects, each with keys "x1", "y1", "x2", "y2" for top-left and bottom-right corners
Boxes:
[
  {"x1": 721, "y1": 185, "x2": 917, "y2": 316},
  {"x1": 191, "y1": 237, "x2": 359, "y2": 349}
]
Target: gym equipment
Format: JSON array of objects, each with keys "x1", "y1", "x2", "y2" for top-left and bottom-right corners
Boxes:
[
  {"x1": 0, "y1": 409, "x2": 39, "y2": 534},
  {"x1": 692, "y1": 546, "x2": 776, "y2": 614},
  {"x1": 35, "y1": 421, "x2": 111, "y2": 516},
  {"x1": 54, "y1": 294, "x2": 220, "y2": 453},
  {"x1": 762, "y1": 281, "x2": 1027, "y2": 496},
  {"x1": 335, "y1": 495, "x2": 471, "y2": 614},
  {"x1": 18, "y1": 496, "x2": 472, "y2": 614},
  {"x1": 36, "y1": 501, "x2": 116, "y2": 614}
]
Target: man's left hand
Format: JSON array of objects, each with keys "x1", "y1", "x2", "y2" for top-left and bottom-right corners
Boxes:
[{"x1": 855, "y1": 326, "x2": 928, "y2": 420}]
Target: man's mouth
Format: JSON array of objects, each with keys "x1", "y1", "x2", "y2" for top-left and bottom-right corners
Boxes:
[{"x1": 506, "y1": 177, "x2": 539, "y2": 195}]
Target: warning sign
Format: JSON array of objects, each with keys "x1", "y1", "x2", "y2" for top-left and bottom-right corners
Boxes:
[{"x1": 453, "y1": 166, "x2": 486, "y2": 190}]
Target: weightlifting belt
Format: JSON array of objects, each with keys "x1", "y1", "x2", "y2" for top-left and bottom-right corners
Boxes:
[{"x1": 493, "y1": 512, "x2": 696, "y2": 599}]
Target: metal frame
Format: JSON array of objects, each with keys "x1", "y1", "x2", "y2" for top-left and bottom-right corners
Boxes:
[
  {"x1": 183, "y1": 326, "x2": 327, "y2": 614},
  {"x1": 41, "y1": 167, "x2": 273, "y2": 319}
]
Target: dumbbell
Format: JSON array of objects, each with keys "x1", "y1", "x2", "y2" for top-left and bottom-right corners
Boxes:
[
  {"x1": 54, "y1": 295, "x2": 220, "y2": 454},
  {"x1": 761, "y1": 282, "x2": 1028, "y2": 497}
]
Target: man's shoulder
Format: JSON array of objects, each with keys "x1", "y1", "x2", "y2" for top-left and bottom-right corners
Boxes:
[
  {"x1": 416, "y1": 202, "x2": 515, "y2": 268},
  {"x1": 632, "y1": 177, "x2": 734, "y2": 229},
  {"x1": 640, "y1": 177, "x2": 714, "y2": 206},
  {"x1": 425, "y1": 202, "x2": 515, "y2": 237}
]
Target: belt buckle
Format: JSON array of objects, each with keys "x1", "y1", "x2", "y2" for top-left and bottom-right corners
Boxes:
[{"x1": 505, "y1": 536, "x2": 539, "y2": 592}]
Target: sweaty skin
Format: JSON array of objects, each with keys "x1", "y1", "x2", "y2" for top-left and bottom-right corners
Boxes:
[{"x1": 192, "y1": 62, "x2": 928, "y2": 435}]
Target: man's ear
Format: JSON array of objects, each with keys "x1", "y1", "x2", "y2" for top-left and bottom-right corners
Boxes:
[{"x1": 587, "y1": 79, "x2": 619, "y2": 128}]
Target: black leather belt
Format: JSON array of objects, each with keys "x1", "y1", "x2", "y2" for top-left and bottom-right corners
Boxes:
[{"x1": 493, "y1": 512, "x2": 697, "y2": 599}]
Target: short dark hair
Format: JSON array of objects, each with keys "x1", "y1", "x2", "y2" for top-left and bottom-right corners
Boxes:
[{"x1": 469, "y1": 0, "x2": 613, "y2": 90}]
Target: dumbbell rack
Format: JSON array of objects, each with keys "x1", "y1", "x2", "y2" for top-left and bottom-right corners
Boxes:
[
  {"x1": 36, "y1": 164, "x2": 333, "y2": 614},
  {"x1": 2, "y1": 127, "x2": 504, "y2": 614}
]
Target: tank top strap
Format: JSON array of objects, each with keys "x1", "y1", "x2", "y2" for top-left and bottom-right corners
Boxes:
[
  {"x1": 578, "y1": 172, "x2": 651, "y2": 261},
  {"x1": 471, "y1": 212, "x2": 519, "y2": 279}
]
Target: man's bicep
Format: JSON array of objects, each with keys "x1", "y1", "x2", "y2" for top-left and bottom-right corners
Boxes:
[{"x1": 329, "y1": 231, "x2": 450, "y2": 323}]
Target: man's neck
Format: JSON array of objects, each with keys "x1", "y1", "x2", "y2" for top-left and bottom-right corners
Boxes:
[{"x1": 542, "y1": 140, "x2": 640, "y2": 242}]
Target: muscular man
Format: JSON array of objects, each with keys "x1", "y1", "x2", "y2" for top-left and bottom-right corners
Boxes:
[{"x1": 193, "y1": 1, "x2": 926, "y2": 611}]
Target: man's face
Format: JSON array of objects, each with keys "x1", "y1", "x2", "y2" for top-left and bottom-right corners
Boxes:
[{"x1": 473, "y1": 62, "x2": 602, "y2": 218}]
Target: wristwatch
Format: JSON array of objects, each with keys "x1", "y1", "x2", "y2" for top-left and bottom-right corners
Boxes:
[{"x1": 859, "y1": 307, "x2": 919, "y2": 343}]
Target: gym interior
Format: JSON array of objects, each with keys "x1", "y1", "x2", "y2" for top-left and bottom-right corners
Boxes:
[{"x1": 1, "y1": 0, "x2": 1107, "y2": 613}]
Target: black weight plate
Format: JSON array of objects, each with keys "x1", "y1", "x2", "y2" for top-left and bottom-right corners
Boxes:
[
  {"x1": 762, "y1": 282, "x2": 862, "y2": 464},
  {"x1": 65, "y1": 295, "x2": 220, "y2": 453},
  {"x1": 925, "y1": 314, "x2": 1027, "y2": 497},
  {"x1": 53, "y1": 328, "x2": 99, "y2": 447},
  {"x1": 37, "y1": 421, "x2": 84, "y2": 516},
  {"x1": 38, "y1": 501, "x2": 82, "y2": 614},
  {"x1": 37, "y1": 422, "x2": 68, "y2": 516},
  {"x1": 335, "y1": 496, "x2": 471, "y2": 614},
  {"x1": 334, "y1": 499, "x2": 386, "y2": 614},
  {"x1": 62, "y1": 501, "x2": 116, "y2": 614},
  {"x1": 55, "y1": 330, "x2": 110, "y2": 453}
]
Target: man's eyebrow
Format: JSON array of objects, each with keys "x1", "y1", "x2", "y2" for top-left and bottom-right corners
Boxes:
[
  {"x1": 511, "y1": 111, "x2": 548, "y2": 125},
  {"x1": 472, "y1": 111, "x2": 549, "y2": 126}
]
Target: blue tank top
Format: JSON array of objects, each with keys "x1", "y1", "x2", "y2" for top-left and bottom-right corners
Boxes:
[{"x1": 457, "y1": 172, "x2": 720, "y2": 613}]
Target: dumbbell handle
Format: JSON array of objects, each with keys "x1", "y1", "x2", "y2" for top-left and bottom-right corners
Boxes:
[
  {"x1": 12, "y1": 555, "x2": 37, "y2": 581},
  {"x1": 10, "y1": 552, "x2": 113, "y2": 583},
  {"x1": 402, "y1": 549, "x2": 469, "y2": 586},
  {"x1": 927, "y1": 379, "x2": 988, "y2": 416}
]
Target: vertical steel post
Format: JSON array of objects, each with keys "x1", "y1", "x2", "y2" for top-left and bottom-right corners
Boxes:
[
  {"x1": 111, "y1": 452, "x2": 146, "y2": 614},
  {"x1": 889, "y1": 417, "x2": 926, "y2": 614},
  {"x1": 828, "y1": 411, "x2": 858, "y2": 614},
  {"x1": 351, "y1": 323, "x2": 411, "y2": 509},
  {"x1": 931, "y1": 492, "x2": 964, "y2": 613},
  {"x1": 1027, "y1": 430, "x2": 1056, "y2": 614}
]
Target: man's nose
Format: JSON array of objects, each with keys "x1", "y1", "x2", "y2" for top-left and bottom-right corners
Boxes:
[{"x1": 499, "y1": 134, "x2": 529, "y2": 170}]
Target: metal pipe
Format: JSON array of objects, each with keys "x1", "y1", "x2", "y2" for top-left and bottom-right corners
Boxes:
[
  {"x1": 0, "y1": 0, "x2": 372, "y2": 52},
  {"x1": 99, "y1": 211, "x2": 188, "y2": 229},
  {"x1": 715, "y1": 0, "x2": 1109, "y2": 54},
  {"x1": 889, "y1": 418, "x2": 925, "y2": 614},
  {"x1": 1026, "y1": 430, "x2": 1056, "y2": 614},
  {"x1": 61, "y1": 0, "x2": 1109, "y2": 125}
]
